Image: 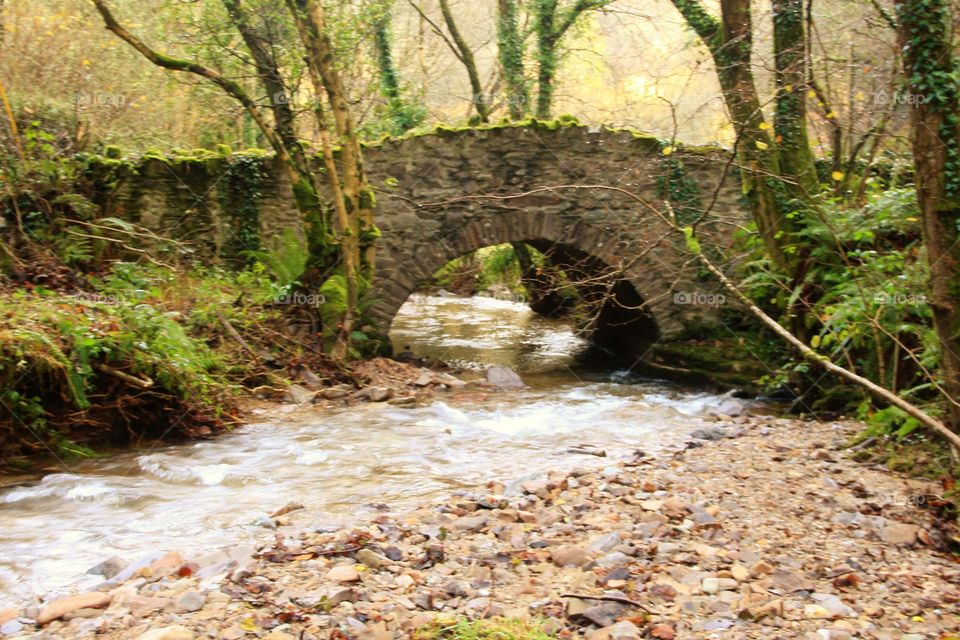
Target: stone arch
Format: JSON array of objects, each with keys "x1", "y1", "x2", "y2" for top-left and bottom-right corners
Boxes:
[
  {"x1": 368, "y1": 206, "x2": 688, "y2": 347},
  {"x1": 101, "y1": 122, "x2": 747, "y2": 350}
]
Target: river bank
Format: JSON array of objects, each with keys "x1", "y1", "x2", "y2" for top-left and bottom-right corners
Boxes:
[{"x1": 3, "y1": 411, "x2": 957, "y2": 640}]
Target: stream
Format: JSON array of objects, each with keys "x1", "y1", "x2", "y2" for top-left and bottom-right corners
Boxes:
[{"x1": 0, "y1": 294, "x2": 735, "y2": 606}]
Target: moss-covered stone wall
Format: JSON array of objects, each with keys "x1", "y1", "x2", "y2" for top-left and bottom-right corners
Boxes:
[{"x1": 85, "y1": 122, "x2": 748, "y2": 341}]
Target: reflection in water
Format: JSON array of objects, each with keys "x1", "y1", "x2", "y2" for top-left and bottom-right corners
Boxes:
[
  {"x1": 390, "y1": 294, "x2": 588, "y2": 373},
  {"x1": 0, "y1": 294, "x2": 725, "y2": 605}
]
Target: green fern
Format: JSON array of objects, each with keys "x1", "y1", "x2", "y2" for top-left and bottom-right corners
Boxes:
[{"x1": 244, "y1": 228, "x2": 309, "y2": 289}]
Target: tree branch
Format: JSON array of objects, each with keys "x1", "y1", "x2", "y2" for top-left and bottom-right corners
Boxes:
[{"x1": 89, "y1": 0, "x2": 297, "y2": 178}]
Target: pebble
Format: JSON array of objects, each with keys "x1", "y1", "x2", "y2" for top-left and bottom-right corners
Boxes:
[
  {"x1": 594, "y1": 551, "x2": 630, "y2": 569},
  {"x1": 326, "y1": 565, "x2": 361, "y2": 583},
  {"x1": 171, "y1": 590, "x2": 204, "y2": 613},
  {"x1": 691, "y1": 426, "x2": 727, "y2": 441},
  {"x1": 452, "y1": 514, "x2": 489, "y2": 532},
  {"x1": 702, "y1": 577, "x2": 737, "y2": 594},
  {"x1": 649, "y1": 623, "x2": 676, "y2": 639},
  {"x1": 0, "y1": 620, "x2": 24, "y2": 635},
  {"x1": 605, "y1": 620, "x2": 642, "y2": 639},
  {"x1": 355, "y1": 548, "x2": 388, "y2": 569},
  {"x1": 137, "y1": 625, "x2": 195, "y2": 640},
  {"x1": 484, "y1": 366, "x2": 525, "y2": 388},
  {"x1": 878, "y1": 522, "x2": 921, "y2": 545},
  {"x1": 86, "y1": 556, "x2": 127, "y2": 579},
  {"x1": 552, "y1": 545, "x2": 590, "y2": 567}
]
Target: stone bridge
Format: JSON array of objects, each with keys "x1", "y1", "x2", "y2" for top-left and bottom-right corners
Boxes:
[{"x1": 98, "y1": 122, "x2": 748, "y2": 354}]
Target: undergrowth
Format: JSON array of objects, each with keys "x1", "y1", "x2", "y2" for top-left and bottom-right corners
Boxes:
[{"x1": 0, "y1": 260, "x2": 343, "y2": 469}]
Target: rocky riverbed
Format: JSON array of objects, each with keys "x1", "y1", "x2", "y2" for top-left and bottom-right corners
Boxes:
[{"x1": 3, "y1": 414, "x2": 957, "y2": 640}]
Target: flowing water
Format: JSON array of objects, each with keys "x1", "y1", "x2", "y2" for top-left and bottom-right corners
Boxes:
[{"x1": 0, "y1": 294, "x2": 736, "y2": 606}]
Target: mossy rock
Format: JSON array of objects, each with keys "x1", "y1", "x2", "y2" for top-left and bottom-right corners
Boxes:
[{"x1": 648, "y1": 338, "x2": 775, "y2": 393}]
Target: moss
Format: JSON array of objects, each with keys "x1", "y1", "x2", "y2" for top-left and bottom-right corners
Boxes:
[
  {"x1": 99, "y1": 121, "x2": 723, "y2": 175},
  {"x1": 414, "y1": 617, "x2": 557, "y2": 640},
  {"x1": 682, "y1": 143, "x2": 729, "y2": 155},
  {"x1": 360, "y1": 224, "x2": 382, "y2": 244},
  {"x1": 423, "y1": 116, "x2": 586, "y2": 141},
  {"x1": 104, "y1": 145, "x2": 123, "y2": 159},
  {"x1": 648, "y1": 335, "x2": 783, "y2": 392},
  {"x1": 358, "y1": 188, "x2": 377, "y2": 210}
]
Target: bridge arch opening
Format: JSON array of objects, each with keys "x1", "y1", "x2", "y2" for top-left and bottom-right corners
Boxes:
[{"x1": 379, "y1": 238, "x2": 662, "y2": 367}]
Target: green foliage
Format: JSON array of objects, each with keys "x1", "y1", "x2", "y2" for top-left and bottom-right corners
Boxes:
[
  {"x1": 0, "y1": 275, "x2": 226, "y2": 459},
  {"x1": 658, "y1": 153, "x2": 703, "y2": 226},
  {"x1": 219, "y1": 155, "x2": 266, "y2": 263},
  {"x1": 0, "y1": 254, "x2": 327, "y2": 466},
  {"x1": 369, "y1": 2, "x2": 427, "y2": 136},
  {"x1": 860, "y1": 405, "x2": 922, "y2": 440},
  {"x1": 432, "y1": 244, "x2": 527, "y2": 296},
  {"x1": 245, "y1": 228, "x2": 310, "y2": 295},
  {"x1": 742, "y1": 188, "x2": 938, "y2": 409},
  {"x1": 414, "y1": 617, "x2": 556, "y2": 640}
]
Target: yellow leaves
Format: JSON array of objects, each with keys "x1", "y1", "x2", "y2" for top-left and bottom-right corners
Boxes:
[
  {"x1": 755, "y1": 141, "x2": 769, "y2": 151},
  {"x1": 662, "y1": 146, "x2": 675, "y2": 156},
  {"x1": 807, "y1": 90, "x2": 817, "y2": 99},
  {"x1": 759, "y1": 122, "x2": 771, "y2": 131},
  {"x1": 81, "y1": 59, "x2": 91, "y2": 66},
  {"x1": 905, "y1": 216, "x2": 919, "y2": 222},
  {"x1": 239, "y1": 618, "x2": 257, "y2": 632},
  {"x1": 825, "y1": 111, "x2": 838, "y2": 119},
  {"x1": 831, "y1": 171, "x2": 845, "y2": 181}
]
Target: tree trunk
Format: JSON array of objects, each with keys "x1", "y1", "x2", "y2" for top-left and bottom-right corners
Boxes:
[
  {"x1": 287, "y1": 0, "x2": 376, "y2": 358},
  {"x1": 669, "y1": 0, "x2": 794, "y2": 271},
  {"x1": 533, "y1": 0, "x2": 558, "y2": 118},
  {"x1": 437, "y1": 0, "x2": 490, "y2": 123},
  {"x1": 497, "y1": 0, "x2": 528, "y2": 119},
  {"x1": 221, "y1": 0, "x2": 303, "y2": 167},
  {"x1": 373, "y1": 3, "x2": 420, "y2": 134},
  {"x1": 772, "y1": 0, "x2": 818, "y2": 199},
  {"x1": 895, "y1": 0, "x2": 960, "y2": 430}
]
